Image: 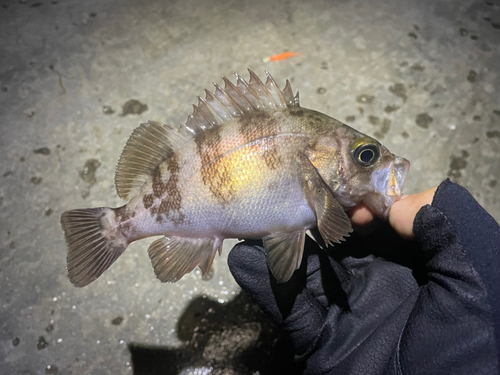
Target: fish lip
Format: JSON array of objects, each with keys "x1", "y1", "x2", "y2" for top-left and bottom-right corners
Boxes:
[
  {"x1": 366, "y1": 157, "x2": 410, "y2": 219},
  {"x1": 382, "y1": 157, "x2": 410, "y2": 216}
]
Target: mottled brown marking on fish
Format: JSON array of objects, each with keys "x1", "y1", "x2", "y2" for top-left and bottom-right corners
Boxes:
[
  {"x1": 143, "y1": 194, "x2": 154, "y2": 209},
  {"x1": 140, "y1": 154, "x2": 186, "y2": 225},
  {"x1": 289, "y1": 109, "x2": 304, "y2": 117},
  {"x1": 153, "y1": 153, "x2": 185, "y2": 224},
  {"x1": 238, "y1": 113, "x2": 282, "y2": 170},
  {"x1": 261, "y1": 136, "x2": 282, "y2": 170},
  {"x1": 114, "y1": 205, "x2": 133, "y2": 222},
  {"x1": 195, "y1": 126, "x2": 235, "y2": 205},
  {"x1": 114, "y1": 205, "x2": 133, "y2": 235}
]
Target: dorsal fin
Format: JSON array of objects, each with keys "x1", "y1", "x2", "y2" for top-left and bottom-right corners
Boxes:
[
  {"x1": 115, "y1": 121, "x2": 190, "y2": 200},
  {"x1": 182, "y1": 69, "x2": 299, "y2": 135},
  {"x1": 115, "y1": 70, "x2": 299, "y2": 200}
]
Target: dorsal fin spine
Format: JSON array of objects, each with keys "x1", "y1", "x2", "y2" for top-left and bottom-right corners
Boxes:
[
  {"x1": 204, "y1": 89, "x2": 233, "y2": 121},
  {"x1": 265, "y1": 71, "x2": 287, "y2": 108},
  {"x1": 283, "y1": 80, "x2": 294, "y2": 106},
  {"x1": 247, "y1": 69, "x2": 275, "y2": 108},
  {"x1": 192, "y1": 104, "x2": 212, "y2": 128},
  {"x1": 294, "y1": 91, "x2": 300, "y2": 106},
  {"x1": 197, "y1": 96, "x2": 222, "y2": 125},
  {"x1": 222, "y1": 76, "x2": 253, "y2": 113},
  {"x1": 213, "y1": 82, "x2": 244, "y2": 117},
  {"x1": 235, "y1": 73, "x2": 262, "y2": 110}
]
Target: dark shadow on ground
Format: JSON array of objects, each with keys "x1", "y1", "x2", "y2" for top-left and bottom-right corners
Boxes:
[{"x1": 129, "y1": 292, "x2": 302, "y2": 375}]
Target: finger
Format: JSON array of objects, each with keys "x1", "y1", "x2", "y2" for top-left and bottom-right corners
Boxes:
[
  {"x1": 389, "y1": 187, "x2": 437, "y2": 239},
  {"x1": 349, "y1": 203, "x2": 375, "y2": 226},
  {"x1": 348, "y1": 203, "x2": 384, "y2": 236}
]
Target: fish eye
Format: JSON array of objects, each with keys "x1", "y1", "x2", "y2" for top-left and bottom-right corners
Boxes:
[{"x1": 353, "y1": 143, "x2": 380, "y2": 166}]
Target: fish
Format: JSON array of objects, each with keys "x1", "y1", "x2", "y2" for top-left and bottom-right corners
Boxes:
[{"x1": 60, "y1": 69, "x2": 410, "y2": 287}]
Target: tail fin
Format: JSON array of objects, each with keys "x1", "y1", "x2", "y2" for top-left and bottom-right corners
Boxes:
[{"x1": 60, "y1": 207, "x2": 128, "y2": 287}]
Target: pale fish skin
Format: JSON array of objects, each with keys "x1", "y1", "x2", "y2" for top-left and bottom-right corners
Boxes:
[{"x1": 61, "y1": 70, "x2": 410, "y2": 287}]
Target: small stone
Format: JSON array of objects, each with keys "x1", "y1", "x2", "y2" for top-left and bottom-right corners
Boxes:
[
  {"x1": 316, "y1": 87, "x2": 326, "y2": 95},
  {"x1": 345, "y1": 115, "x2": 355, "y2": 122},
  {"x1": 408, "y1": 32, "x2": 417, "y2": 39},
  {"x1": 13, "y1": 337, "x2": 20, "y2": 346},
  {"x1": 459, "y1": 28, "x2": 468, "y2": 36}
]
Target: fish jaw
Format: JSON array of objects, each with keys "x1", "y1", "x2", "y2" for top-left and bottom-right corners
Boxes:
[{"x1": 363, "y1": 157, "x2": 410, "y2": 219}]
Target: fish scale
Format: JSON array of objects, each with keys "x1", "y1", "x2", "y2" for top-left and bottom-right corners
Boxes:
[{"x1": 61, "y1": 69, "x2": 410, "y2": 287}]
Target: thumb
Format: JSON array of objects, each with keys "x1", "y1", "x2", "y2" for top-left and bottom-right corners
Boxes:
[
  {"x1": 228, "y1": 242, "x2": 327, "y2": 354},
  {"x1": 389, "y1": 187, "x2": 437, "y2": 239}
]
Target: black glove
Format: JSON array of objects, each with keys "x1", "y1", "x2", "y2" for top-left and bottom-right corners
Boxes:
[{"x1": 228, "y1": 180, "x2": 500, "y2": 374}]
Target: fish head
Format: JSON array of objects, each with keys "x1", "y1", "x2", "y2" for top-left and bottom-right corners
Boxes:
[{"x1": 331, "y1": 132, "x2": 410, "y2": 219}]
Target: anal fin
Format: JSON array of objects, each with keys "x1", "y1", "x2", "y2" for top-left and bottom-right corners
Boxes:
[
  {"x1": 263, "y1": 229, "x2": 306, "y2": 283},
  {"x1": 148, "y1": 236, "x2": 221, "y2": 283}
]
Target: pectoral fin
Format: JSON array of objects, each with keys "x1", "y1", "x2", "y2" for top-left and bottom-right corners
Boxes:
[
  {"x1": 148, "y1": 236, "x2": 222, "y2": 283},
  {"x1": 263, "y1": 229, "x2": 306, "y2": 283},
  {"x1": 301, "y1": 155, "x2": 353, "y2": 247}
]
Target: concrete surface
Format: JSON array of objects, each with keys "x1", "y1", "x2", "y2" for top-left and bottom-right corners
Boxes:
[{"x1": 1, "y1": 0, "x2": 499, "y2": 373}]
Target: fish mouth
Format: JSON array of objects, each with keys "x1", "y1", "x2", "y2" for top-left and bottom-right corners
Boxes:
[{"x1": 364, "y1": 157, "x2": 410, "y2": 219}]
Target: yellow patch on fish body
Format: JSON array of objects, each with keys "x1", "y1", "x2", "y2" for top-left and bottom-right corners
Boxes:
[{"x1": 60, "y1": 70, "x2": 410, "y2": 287}]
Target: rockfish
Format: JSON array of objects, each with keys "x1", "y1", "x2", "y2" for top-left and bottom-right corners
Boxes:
[{"x1": 61, "y1": 70, "x2": 410, "y2": 287}]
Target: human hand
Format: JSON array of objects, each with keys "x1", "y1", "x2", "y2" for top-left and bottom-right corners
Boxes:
[
  {"x1": 228, "y1": 181, "x2": 499, "y2": 374},
  {"x1": 350, "y1": 187, "x2": 437, "y2": 239},
  {"x1": 228, "y1": 233, "x2": 422, "y2": 373}
]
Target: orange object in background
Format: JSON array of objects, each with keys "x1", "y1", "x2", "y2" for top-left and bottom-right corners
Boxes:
[{"x1": 263, "y1": 51, "x2": 304, "y2": 63}]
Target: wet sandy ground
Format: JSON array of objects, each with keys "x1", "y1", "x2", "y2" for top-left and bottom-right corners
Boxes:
[{"x1": 1, "y1": 0, "x2": 499, "y2": 373}]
